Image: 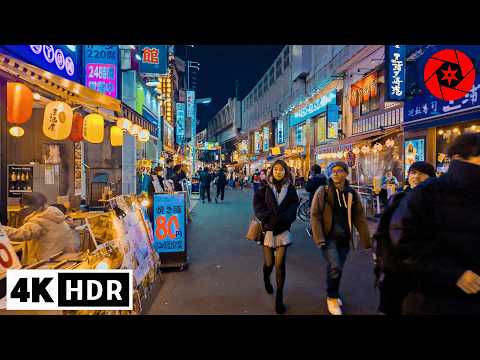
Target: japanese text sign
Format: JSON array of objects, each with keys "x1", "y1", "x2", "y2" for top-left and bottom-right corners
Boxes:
[
  {"x1": 176, "y1": 103, "x2": 185, "y2": 145},
  {"x1": 138, "y1": 45, "x2": 168, "y2": 75},
  {"x1": 350, "y1": 72, "x2": 378, "y2": 107},
  {"x1": 386, "y1": 45, "x2": 406, "y2": 101},
  {"x1": 153, "y1": 193, "x2": 186, "y2": 253},
  {"x1": 83, "y1": 45, "x2": 118, "y2": 98}
]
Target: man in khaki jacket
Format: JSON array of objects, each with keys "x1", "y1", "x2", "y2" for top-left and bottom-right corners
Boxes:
[{"x1": 310, "y1": 162, "x2": 371, "y2": 315}]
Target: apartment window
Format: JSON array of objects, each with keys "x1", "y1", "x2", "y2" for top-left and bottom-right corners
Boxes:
[
  {"x1": 276, "y1": 57, "x2": 282, "y2": 78},
  {"x1": 283, "y1": 46, "x2": 290, "y2": 69},
  {"x1": 269, "y1": 67, "x2": 275, "y2": 86}
]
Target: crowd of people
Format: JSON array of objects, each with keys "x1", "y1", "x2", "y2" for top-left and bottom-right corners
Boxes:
[{"x1": 252, "y1": 133, "x2": 480, "y2": 315}]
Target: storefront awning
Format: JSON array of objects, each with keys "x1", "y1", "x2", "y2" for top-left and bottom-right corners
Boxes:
[
  {"x1": 121, "y1": 103, "x2": 158, "y2": 134},
  {"x1": 0, "y1": 52, "x2": 121, "y2": 112},
  {"x1": 338, "y1": 126, "x2": 402, "y2": 146}
]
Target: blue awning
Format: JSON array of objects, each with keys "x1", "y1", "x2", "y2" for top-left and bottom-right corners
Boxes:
[{"x1": 404, "y1": 108, "x2": 480, "y2": 131}]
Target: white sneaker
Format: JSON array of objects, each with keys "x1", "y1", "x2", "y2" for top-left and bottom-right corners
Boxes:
[{"x1": 326, "y1": 297, "x2": 343, "y2": 315}]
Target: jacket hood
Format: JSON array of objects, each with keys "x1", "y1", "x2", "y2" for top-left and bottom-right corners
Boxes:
[{"x1": 32, "y1": 206, "x2": 66, "y2": 224}]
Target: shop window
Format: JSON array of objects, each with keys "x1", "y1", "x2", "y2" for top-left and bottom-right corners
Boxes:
[
  {"x1": 276, "y1": 58, "x2": 282, "y2": 78},
  {"x1": 283, "y1": 46, "x2": 290, "y2": 69}
]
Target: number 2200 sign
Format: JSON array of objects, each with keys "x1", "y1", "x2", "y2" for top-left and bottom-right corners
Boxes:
[{"x1": 153, "y1": 194, "x2": 185, "y2": 253}]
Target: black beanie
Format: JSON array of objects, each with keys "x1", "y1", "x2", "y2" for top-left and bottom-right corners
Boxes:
[
  {"x1": 408, "y1": 161, "x2": 436, "y2": 178},
  {"x1": 330, "y1": 161, "x2": 349, "y2": 174}
]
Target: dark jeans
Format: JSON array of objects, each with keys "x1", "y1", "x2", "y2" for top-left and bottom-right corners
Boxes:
[
  {"x1": 200, "y1": 184, "x2": 211, "y2": 202},
  {"x1": 253, "y1": 182, "x2": 260, "y2": 193},
  {"x1": 321, "y1": 239, "x2": 350, "y2": 299},
  {"x1": 216, "y1": 185, "x2": 225, "y2": 201}
]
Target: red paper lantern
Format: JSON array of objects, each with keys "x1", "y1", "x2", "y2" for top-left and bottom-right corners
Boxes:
[
  {"x1": 7, "y1": 82, "x2": 33, "y2": 124},
  {"x1": 70, "y1": 112, "x2": 84, "y2": 142}
]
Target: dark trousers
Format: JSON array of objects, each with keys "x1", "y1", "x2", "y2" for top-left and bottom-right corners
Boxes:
[
  {"x1": 321, "y1": 239, "x2": 350, "y2": 299},
  {"x1": 200, "y1": 184, "x2": 211, "y2": 202},
  {"x1": 378, "y1": 271, "x2": 412, "y2": 315},
  {"x1": 216, "y1": 185, "x2": 225, "y2": 201}
]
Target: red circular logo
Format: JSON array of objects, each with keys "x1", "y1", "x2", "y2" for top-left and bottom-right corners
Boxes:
[{"x1": 424, "y1": 49, "x2": 476, "y2": 101}]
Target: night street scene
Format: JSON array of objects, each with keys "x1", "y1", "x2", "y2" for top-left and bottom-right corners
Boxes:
[{"x1": 1, "y1": 44, "x2": 480, "y2": 316}]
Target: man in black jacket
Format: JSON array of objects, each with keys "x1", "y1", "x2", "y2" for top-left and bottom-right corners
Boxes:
[
  {"x1": 389, "y1": 133, "x2": 480, "y2": 315},
  {"x1": 214, "y1": 167, "x2": 227, "y2": 203},
  {"x1": 199, "y1": 167, "x2": 212, "y2": 203},
  {"x1": 305, "y1": 164, "x2": 327, "y2": 205}
]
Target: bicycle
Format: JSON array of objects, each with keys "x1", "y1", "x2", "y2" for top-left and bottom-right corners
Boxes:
[{"x1": 297, "y1": 198, "x2": 311, "y2": 222}]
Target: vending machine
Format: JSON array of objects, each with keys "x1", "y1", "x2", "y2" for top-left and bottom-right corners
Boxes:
[{"x1": 8, "y1": 164, "x2": 63, "y2": 205}]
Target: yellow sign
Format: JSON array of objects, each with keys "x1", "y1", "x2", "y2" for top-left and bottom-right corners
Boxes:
[
  {"x1": 271, "y1": 147, "x2": 281, "y2": 155},
  {"x1": 317, "y1": 116, "x2": 326, "y2": 143}
]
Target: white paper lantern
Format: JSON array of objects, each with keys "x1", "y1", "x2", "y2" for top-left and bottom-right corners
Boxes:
[
  {"x1": 116, "y1": 117, "x2": 132, "y2": 132},
  {"x1": 129, "y1": 124, "x2": 141, "y2": 136},
  {"x1": 138, "y1": 128, "x2": 150, "y2": 142},
  {"x1": 352, "y1": 146, "x2": 360, "y2": 155},
  {"x1": 361, "y1": 145, "x2": 370, "y2": 154}
]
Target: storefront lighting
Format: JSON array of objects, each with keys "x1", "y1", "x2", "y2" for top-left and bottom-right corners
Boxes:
[
  {"x1": 471, "y1": 125, "x2": 477, "y2": 131},
  {"x1": 361, "y1": 145, "x2": 370, "y2": 154},
  {"x1": 110, "y1": 125, "x2": 124, "y2": 147},
  {"x1": 385, "y1": 138, "x2": 395, "y2": 148},
  {"x1": 129, "y1": 124, "x2": 142, "y2": 136},
  {"x1": 135, "y1": 54, "x2": 141, "y2": 61},
  {"x1": 9, "y1": 126, "x2": 24, "y2": 137},
  {"x1": 336, "y1": 151, "x2": 344, "y2": 158},
  {"x1": 43, "y1": 101, "x2": 73, "y2": 140},
  {"x1": 95, "y1": 258, "x2": 112, "y2": 270},
  {"x1": 33, "y1": 92, "x2": 41, "y2": 101},
  {"x1": 438, "y1": 129, "x2": 444, "y2": 135},
  {"x1": 138, "y1": 129, "x2": 150, "y2": 142},
  {"x1": 141, "y1": 199, "x2": 150, "y2": 207},
  {"x1": 453, "y1": 128, "x2": 460, "y2": 134},
  {"x1": 83, "y1": 113, "x2": 105, "y2": 144},
  {"x1": 7, "y1": 82, "x2": 33, "y2": 125},
  {"x1": 117, "y1": 117, "x2": 132, "y2": 132},
  {"x1": 373, "y1": 143, "x2": 383, "y2": 152},
  {"x1": 352, "y1": 147, "x2": 361, "y2": 155},
  {"x1": 343, "y1": 151, "x2": 349, "y2": 158}
]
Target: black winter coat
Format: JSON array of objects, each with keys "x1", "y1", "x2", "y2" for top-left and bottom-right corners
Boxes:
[
  {"x1": 199, "y1": 171, "x2": 211, "y2": 186},
  {"x1": 389, "y1": 160, "x2": 480, "y2": 314},
  {"x1": 215, "y1": 171, "x2": 227, "y2": 187},
  {"x1": 305, "y1": 174, "x2": 327, "y2": 204},
  {"x1": 253, "y1": 182, "x2": 300, "y2": 236}
]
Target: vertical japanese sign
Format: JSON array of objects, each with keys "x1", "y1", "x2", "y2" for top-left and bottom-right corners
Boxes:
[
  {"x1": 277, "y1": 119, "x2": 284, "y2": 144},
  {"x1": 176, "y1": 103, "x2": 185, "y2": 145},
  {"x1": 263, "y1": 127, "x2": 270, "y2": 152},
  {"x1": 326, "y1": 104, "x2": 339, "y2": 139},
  {"x1": 254, "y1": 131, "x2": 261, "y2": 153},
  {"x1": 153, "y1": 193, "x2": 186, "y2": 253},
  {"x1": 386, "y1": 45, "x2": 406, "y2": 101},
  {"x1": 138, "y1": 45, "x2": 168, "y2": 75},
  {"x1": 317, "y1": 114, "x2": 326, "y2": 143},
  {"x1": 83, "y1": 45, "x2": 119, "y2": 98}
]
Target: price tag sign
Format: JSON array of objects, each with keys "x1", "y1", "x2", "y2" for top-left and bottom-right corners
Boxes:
[{"x1": 152, "y1": 193, "x2": 186, "y2": 254}]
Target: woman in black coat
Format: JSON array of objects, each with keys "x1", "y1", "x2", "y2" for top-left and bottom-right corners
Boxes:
[{"x1": 253, "y1": 160, "x2": 299, "y2": 314}]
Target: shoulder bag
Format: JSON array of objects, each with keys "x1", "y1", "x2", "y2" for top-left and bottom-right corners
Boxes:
[{"x1": 246, "y1": 215, "x2": 264, "y2": 243}]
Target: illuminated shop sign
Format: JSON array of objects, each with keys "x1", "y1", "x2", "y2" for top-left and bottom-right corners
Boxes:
[{"x1": 290, "y1": 89, "x2": 336, "y2": 127}]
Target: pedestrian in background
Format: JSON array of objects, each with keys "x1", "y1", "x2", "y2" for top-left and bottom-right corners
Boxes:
[
  {"x1": 373, "y1": 161, "x2": 436, "y2": 315},
  {"x1": 305, "y1": 164, "x2": 327, "y2": 205},
  {"x1": 310, "y1": 161, "x2": 371, "y2": 315},
  {"x1": 389, "y1": 133, "x2": 480, "y2": 315},
  {"x1": 253, "y1": 160, "x2": 299, "y2": 314},
  {"x1": 252, "y1": 169, "x2": 261, "y2": 193},
  {"x1": 215, "y1": 167, "x2": 227, "y2": 203},
  {"x1": 199, "y1": 167, "x2": 212, "y2": 203}
]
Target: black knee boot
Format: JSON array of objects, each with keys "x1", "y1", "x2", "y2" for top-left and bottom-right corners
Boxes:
[{"x1": 275, "y1": 290, "x2": 286, "y2": 314}]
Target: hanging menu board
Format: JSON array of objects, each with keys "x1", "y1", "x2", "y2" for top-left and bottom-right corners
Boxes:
[{"x1": 8, "y1": 165, "x2": 33, "y2": 198}]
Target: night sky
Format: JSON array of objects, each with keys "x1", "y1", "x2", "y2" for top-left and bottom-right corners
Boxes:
[{"x1": 176, "y1": 45, "x2": 285, "y2": 132}]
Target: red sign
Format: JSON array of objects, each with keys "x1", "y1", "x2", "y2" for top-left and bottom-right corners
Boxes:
[
  {"x1": 142, "y1": 47, "x2": 159, "y2": 64},
  {"x1": 424, "y1": 49, "x2": 476, "y2": 101}
]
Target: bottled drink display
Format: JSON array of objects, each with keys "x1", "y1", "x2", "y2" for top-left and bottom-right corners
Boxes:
[{"x1": 8, "y1": 166, "x2": 33, "y2": 195}]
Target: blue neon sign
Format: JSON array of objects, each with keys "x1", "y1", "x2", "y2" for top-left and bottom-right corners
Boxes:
[{"x1": 289, "y1": 89, "x2": 337, "y2": 127}]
